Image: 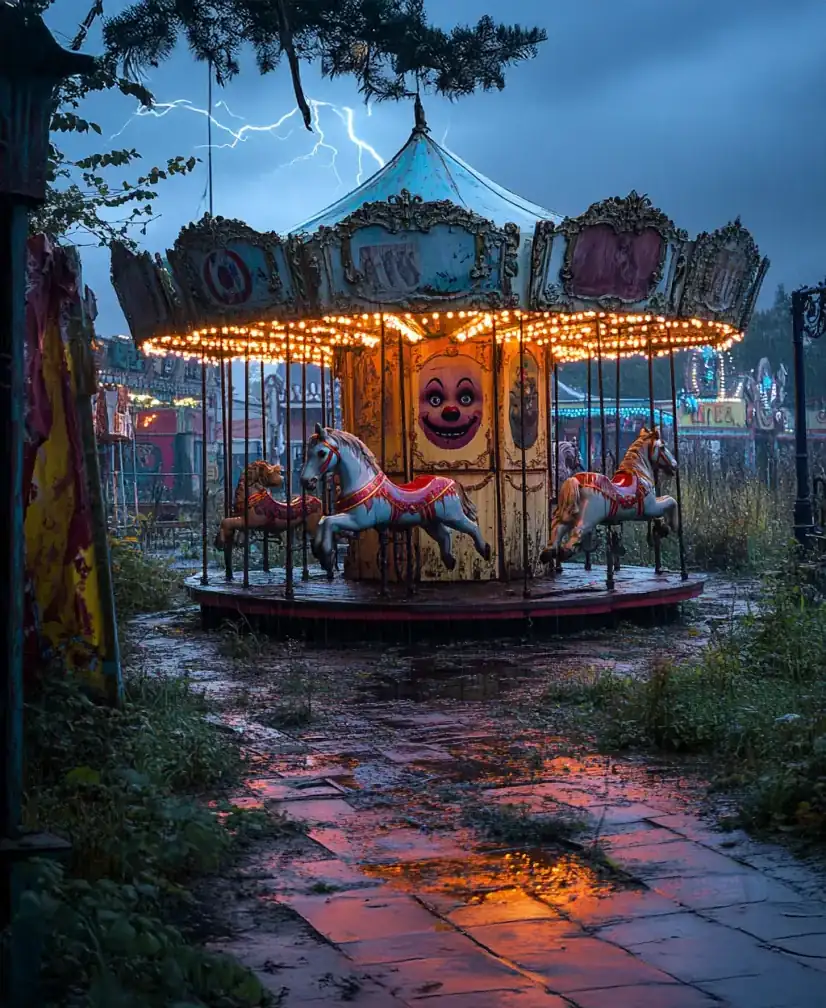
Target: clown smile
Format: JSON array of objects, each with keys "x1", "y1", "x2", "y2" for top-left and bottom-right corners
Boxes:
[{"x1": 421, "y1": 414, "x2": 480, "y2": 447}]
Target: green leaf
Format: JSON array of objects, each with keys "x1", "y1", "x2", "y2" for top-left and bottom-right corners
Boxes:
[{"x1": 65, "y1": 765, "x2": 101, "y2": 786}]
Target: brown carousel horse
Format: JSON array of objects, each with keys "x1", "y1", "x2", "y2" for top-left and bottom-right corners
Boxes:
[{"x1": 214, "y1": 460, "x2": 323, "y2": 553}]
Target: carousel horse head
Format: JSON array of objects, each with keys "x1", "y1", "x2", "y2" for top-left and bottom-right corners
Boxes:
[
  {"x1": 245, "y1": 459, "x2": 283, "y2": 489},
  {"x1": 301, "y1": 423, "x2": 379, "y2": 492},
  {"x1": 558, "y1": 440, "x2": 584, "y2": 479},
  {"x1": 632, "y1": 426, "x2": 677, "y2": 479}
]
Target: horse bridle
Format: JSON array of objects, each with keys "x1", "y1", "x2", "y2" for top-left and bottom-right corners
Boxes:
[{"x1": 314, "y1": 435, "x2": 341, "y2": 477}]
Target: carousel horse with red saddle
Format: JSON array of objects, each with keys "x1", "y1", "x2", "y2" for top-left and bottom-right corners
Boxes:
[
  {"x1": 214, "y1": 460, "x2": 322, "y2": 555},
  {"x1": 541, "y1": 426, "x2": 678, "y2": 565},
  {"x1": 300, "y1": 424, "x2": 491, "y2": 577}
]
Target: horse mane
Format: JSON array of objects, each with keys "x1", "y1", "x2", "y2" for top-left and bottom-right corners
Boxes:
[
  {"x1": 321, "y1": 427, "x2": 381, "y2": 474},
  {"x1": 233, "y1": 461, "x2": 263, "y2": 513},
  {"x1": 618, "y1": 428, "x2": 656, "y2": 478}
]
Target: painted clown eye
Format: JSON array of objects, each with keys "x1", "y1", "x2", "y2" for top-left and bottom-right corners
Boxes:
[
  {"x1": 428, "y1": 392, "x2": 443, "y2": 407},
  {"x1": 458, "y1": 391, "x2": 474, "y2": 406}
]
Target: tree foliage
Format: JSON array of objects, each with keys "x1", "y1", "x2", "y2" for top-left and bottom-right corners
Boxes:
[
  {"x1": 103, "y1": 0, "x2": 547, "y2": 113},
  {"x1": 32, "y1": 30, "x2": 198, "y2": 248},
  {"x1": 736, "y1": 285, "x2": 826, "y2": 398}
]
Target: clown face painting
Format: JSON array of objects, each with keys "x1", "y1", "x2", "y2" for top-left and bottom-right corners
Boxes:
[{"x1": 418, "y1": 354, "x2": 484, "y2": 451}]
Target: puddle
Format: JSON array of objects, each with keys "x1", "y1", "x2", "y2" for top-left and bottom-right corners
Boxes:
[
  {"x1": 360, "y1": 848, "x2": 627, "y2": 912},
  {"x1": 358, "y1": 654, "x2": 531, "y2": 702}
]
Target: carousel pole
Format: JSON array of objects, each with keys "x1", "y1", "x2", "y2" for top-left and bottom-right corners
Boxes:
[
  {"x1": 260, "y1": 363, "x2": 269, "y2": 572},
  {"x1": 398, "y1": 333, "x2": 414, "y2": 594},
  {"x1": 597, "y1": 324, "x2": 614, "y2": 591},
  {"x1": 225, "y1": 360, "x2": 234, "y2": 580},
  {"x1": 378, "y1": 316, "x2": 388, "y2": 596},
  {"x1": 300, "y1": 354, "x2": 309, "y2": 580},
  {"x1": 553, "y1": 360, "x2": 562, "y2": 573},
  {"x1": 669, "y1": 350, "x2": 688, "y2": 580},
  {"x1": 284, "y1": 335, "x2": 294, "y2": 598},
  {"x1": 491, "y1": 320, "x2": 507, "y2": 580},
  {"x1": 584, "y1": 354, "x2": 593, "y2": 572},
  {"x1": 647, "y1": 341, "x2": 663, "y2": 575},
  {"x1": 200, "y1": 354, "x2": 209, "y2": 585},
  {"x1": 243, "y1": 347, "x2": 250, "y2": 588},
  {"x1": 612, "y1": 351, "x2": 622, "y2": 573},
  {"x1": 519, "y1": 318, "x2": 530, "y2": 599},
  {"x1": 320, "y1": 357, "x2": 329, "y2": 519},
  {"x1": 220, "y1": 360, "x2": 229, "y2": 518},
  {"x1": 543, "y1": 346, "x2": 554, "y2": 536}
]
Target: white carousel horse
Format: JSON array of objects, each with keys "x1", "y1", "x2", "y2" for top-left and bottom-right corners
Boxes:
[
  {"x1": 214, "y1": 460, "x2": 322, "y2": 551},
  {"x1": 300, "y1": 423, "x2": 491, "y2": 577},
  {"x1": 540, "y1": 426, "x2": 678, "y2": 564}
]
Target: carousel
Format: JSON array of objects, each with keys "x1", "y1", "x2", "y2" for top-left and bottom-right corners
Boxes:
[{"x1": 111, "y1": 98, "x2": 768, "y2": 634}]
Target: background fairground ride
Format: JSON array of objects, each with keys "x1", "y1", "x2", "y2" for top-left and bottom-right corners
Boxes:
[{"x1": 111, "y1": 100, "x2": 769, "y2": 634}]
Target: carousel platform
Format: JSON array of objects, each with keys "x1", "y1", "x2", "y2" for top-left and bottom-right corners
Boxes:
[{"x1": 186, "y1": 565, "x2": 704, "y2": 639}]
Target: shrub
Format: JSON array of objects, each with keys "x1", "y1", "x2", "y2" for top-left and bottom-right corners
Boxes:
[{"x1": 109, "y1": 538, "x2": 183, "y2": 618}]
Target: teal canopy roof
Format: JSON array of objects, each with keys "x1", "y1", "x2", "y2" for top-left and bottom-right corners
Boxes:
[{"x1": 291, "y1": 110, "x2": 560, "y2": 234}]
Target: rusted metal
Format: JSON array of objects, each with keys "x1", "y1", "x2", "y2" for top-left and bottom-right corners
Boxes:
[{"x1": 285, "y1": 334, "x2": 294, "y2": 599}]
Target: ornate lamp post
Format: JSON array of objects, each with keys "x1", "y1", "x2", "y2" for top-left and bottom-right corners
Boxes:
[
  {"x1": 0, "y1": 4, "x2": 96, "y2": 1004},
  {"x1": 790, "y1": 284, "x2": 826, "y2": 544}
]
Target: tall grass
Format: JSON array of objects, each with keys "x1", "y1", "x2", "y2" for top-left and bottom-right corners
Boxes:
[
  {"x1": 617, "y1": 442, "x2": 793, "y2": 572},
  {"x1": 561, "y1": 555, "x2": 826, "y2": 838}
]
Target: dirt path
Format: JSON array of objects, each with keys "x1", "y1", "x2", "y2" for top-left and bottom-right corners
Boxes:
[{"x1": 131, "y1": 578, "x2": 826, "y2": 1008}]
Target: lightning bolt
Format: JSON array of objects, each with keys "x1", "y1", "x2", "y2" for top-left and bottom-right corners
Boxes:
[{"x1": 111, "y1": 96, "x2": 385, "y2": 188}]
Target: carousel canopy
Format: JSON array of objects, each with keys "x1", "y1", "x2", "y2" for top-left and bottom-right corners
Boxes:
[{"x1": 111, "y1": 99, "x2": 769, "y2": 366}]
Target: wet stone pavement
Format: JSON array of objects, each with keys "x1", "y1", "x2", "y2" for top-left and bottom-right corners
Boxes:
[{"x1": 132, "y1": 578, "x2": 826, "y2": 1008}]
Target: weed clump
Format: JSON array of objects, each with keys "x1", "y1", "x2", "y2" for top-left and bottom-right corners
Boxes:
[
  {"x1": 564, "y1": 554, "x2": 826, "y2": 838},
  {"x1": 19, "y1": 665, "x2": 292, "y2": 1006}
]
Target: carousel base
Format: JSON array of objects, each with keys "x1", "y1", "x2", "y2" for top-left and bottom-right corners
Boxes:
[{"x1": 186, "y1": 564, "x2": 704, "y2": 641}]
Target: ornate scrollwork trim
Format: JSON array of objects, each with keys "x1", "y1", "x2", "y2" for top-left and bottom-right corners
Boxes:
[
  {"x1": 556, "y1": 192, "x2": 687, "y2": 306},
  {"x1": 677, "y1": 218, "x2": 764, "y2": 325}
]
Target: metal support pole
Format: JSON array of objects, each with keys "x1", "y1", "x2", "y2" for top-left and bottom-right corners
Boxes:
[
  {"x1": 300, "y1": 356, "x2": 309, "y2": 580},
  {"x1": 225, "y1": 360, "x2": 234, "y2": 580},
  {"x1": 243, "y1": 348, "x2": 250, "y2": 588},
  {"x1": 669, "y1": 349, "x2": 688, "y2": 580},
  {"x1": 543, "y1": 346, "x2": 554, "y2": 537},
  {"x1": 648, "y1": 342, "x2": 663, "y2": 575},
  {"x1": 612, "y1": 352, "x2": 622, "y2": 572},
  {"x1": 553, "y1": 360, "x2": 561, "y2": 574},
  {"x1": 201, "y1": 356, "x2": 209, "y2": 585},
  {"x1": 284, "y1": 337, "x2": 294, "y2": 598},
  {"x1": 791, "y1": 287, "x2": 824, "y2": 543},
  {"x1": 379, "y1": 319, "x2": 388, "y2": 595},
  {"x1": 320, "y1": 360, "x2": 328, "y2": 518},
  {"x1": 519, "y1": 319, "x2": 530, "y2": 598},
  {"x1": 260, "y1": 363, "x2": 269, "y2": 572},
  {"x1": 398, "y1": 334, "x2": 414, "y2": 593},
  {"x1": 584, "y1": 354, "x2": 593, "y2": 572},
  {"x1": 491, "y1": 322, "x2": 506, "y2": 581},
  {"x1": 596, "y1": 324, "x2": 613, "y2": 590}
]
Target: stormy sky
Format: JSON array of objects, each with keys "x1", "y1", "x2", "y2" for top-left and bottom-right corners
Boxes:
[{"x1": 46, "y1": 0, "x2": 826, "y2": 335}]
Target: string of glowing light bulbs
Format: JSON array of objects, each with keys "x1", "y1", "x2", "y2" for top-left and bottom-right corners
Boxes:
[{"x1": 137, "y1": 307, "x2": 743, "y2": 365}]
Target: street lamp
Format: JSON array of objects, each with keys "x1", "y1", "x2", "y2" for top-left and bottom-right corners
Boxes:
[
  {"x1": 0, "y1": 4, "x2": 96, "y2": 1005},
  {"x1": 790, "y1": 284, "x2": 826, "y2": 544}
]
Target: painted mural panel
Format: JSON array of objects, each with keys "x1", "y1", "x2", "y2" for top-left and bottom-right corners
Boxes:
[
  {"x1": 501, "y1": 343, "x2": 547, "y2": 470},
  {"x1": 412, "y1": 340, "x2": 492, "y2": 471},
  {"x1": 569, "y1": 224, "x2": 663, "y2": 302}
]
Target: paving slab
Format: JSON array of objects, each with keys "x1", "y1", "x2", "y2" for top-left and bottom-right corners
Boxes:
[
  {"x1": 277, "y1": 890, "x2": 445, "y2": 943},
  {"x1": 448, "y1": 888, "x2": 567, "y2": 928},
  {"x1": 568, "y1": 983, "x2": 722, "y2": 1008},
  {"x1": 373, "y1": 953, "x2": 532, "y2": 999},
  {"x1": 561, "y1": 888, "x2": 681, "y2": 927},
  {"x1": 468, "y1": 923, "x2": 679, "y2": 993},
  {"x1": 703, "y1": 899, "x2": 826, "y2": 941},
  {"x1": 698, "y1": 959, "x2": 826, "y2": 1008},
  {"x1": 402, "y1": 991, "x2": 568, "y2": 1006},
  {"x1": 339, "y1": 929, "x2": 482, "y2": 965},
  {"x1": 273, "y1": 798, "x2": 360, "y2": 825},
  {"x1": 653, "y1": 872, "x2": 802, "y2": 910},
  {"x1": 609, "y1": 839, "x2": 752, "y2": 879}
]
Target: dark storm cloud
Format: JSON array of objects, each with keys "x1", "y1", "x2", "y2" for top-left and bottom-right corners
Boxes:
[{"x1": 45, "y1": 0, "x2": 826, "y2": 332}]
